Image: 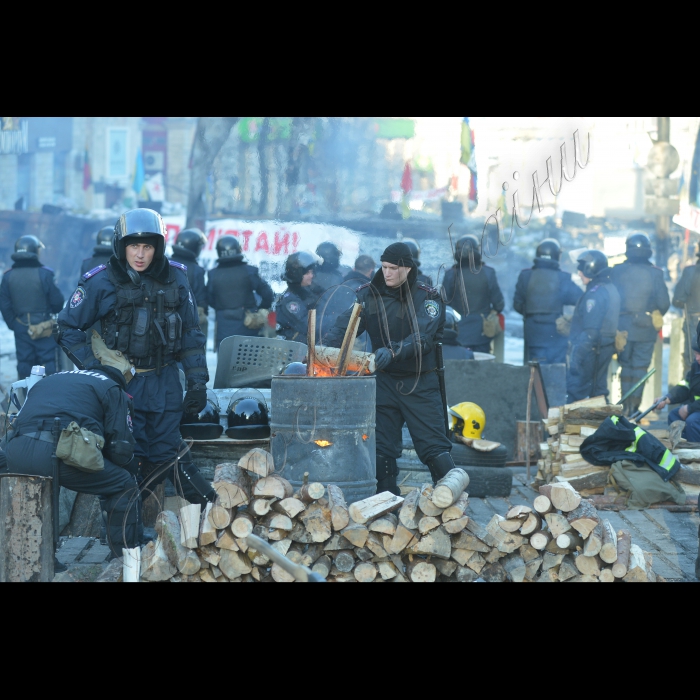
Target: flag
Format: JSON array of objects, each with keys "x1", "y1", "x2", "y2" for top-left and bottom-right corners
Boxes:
[
  {"x1": 401, "y1": 163, "x2": 413, "y2": 219},
  {"x1": 82, "y1": 147, "x2": 92, "y2": 191},
  {"x1": 133, "y1": 148, "x2": 147, "y2": 198},
  {"x1": 461, "y1": 117, "x2": 478, "y2": 205},
  {"x1": 460, "y1": 117, "x2": 472, "y2": 167}
]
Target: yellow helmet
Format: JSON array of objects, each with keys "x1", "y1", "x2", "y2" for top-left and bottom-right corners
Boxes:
[{"x1": 449, "y1": 402, "x2": 486, "y2": 439}]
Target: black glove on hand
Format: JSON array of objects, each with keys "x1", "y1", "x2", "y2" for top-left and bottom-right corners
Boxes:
[
  {"x1": 374, "y1": 348, "x2": 394, "y2": 372},
  {"x1": 183, "y1": 385, "x2": 207, "y2": 414}
]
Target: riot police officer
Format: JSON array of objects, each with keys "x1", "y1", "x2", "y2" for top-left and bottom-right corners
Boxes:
[
  {"x1": 671, "y1": 242, "x2": 700, "y2": 374},
  {"x1": 80, "y1": 226, "x2": 115, "y2": 280},
  {"x1": 276, "y1": 252, "x2": 325, "y2": 342},
  {"x1": 314, "y1": 242, "x2": 352, "y2": 293},
  {"x1": 171, "y1": 228, "x2": 210, "y2": 339},
  {"x1": 2, "y1": 358, "x2": 141, "y2": 559},
  {"x1": 402, "y1": 238, "x2": 433, "y2": 286},
  {"x1": 206, "y1": 235, "x2": 274, "y2": 351},
  {"x1": 442, "y1": 307, "x2": 475, "y2": 360},
  {"x1": 56, "y1": 208, "x2": 215, "y2": 508},
  {"x1": 324, "y1": 242, "x2": 455, "y2": 495},
  {"x1": 0, "y1": 235, "x2": 65, "y2": 379},
  {"x1": 611, "y1": 233, "x2": 670, "y2": 416},
  {"x1": 441, "y1": 234, "x2": 505, "y2": 353},
  {"x1": 567, "y1": 250, "x2": 621, "y2": 404},
  {"x1": 513, "y1": 238, "x2": 583, "y2": 364}
]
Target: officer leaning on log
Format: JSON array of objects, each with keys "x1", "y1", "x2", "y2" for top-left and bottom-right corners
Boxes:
[
  {"x1": 323, "y1": 242, "x2": 455, "y2": 496},
  {"x1": 206, "y1": 235, "x2": 274, "y2": 351},
  {"x1": 513, "y1": 238, "x2": 583, "y2": 365},
  {"x1": 80, "y1": 226, "x2": 115, "y2": 281},
  {"x1": 0, "y1": 235, "x2": 65, "y2": 380},
  {"x1": 56, "y1": 208, "x2": 215, "y2": 508},
  {"x1": 1, "y1": 341, "x2": 141, "y2": 558},
  {"x1": 170, "y1": 228, "x2": 210, "y2": 338},
  {"x1": 672, "y1": 241, "x2": 700, "y2": 374},
  {"x1": 611, "y1": 233, "x2": 670, "y2": 417},
  {"x1": 566, "y1": 250, "x2": 621, "y2": 404}
]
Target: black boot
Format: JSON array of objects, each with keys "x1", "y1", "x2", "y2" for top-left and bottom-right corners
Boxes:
[
  {"x1": 427, "y1": 452, "x2": 457, "y2": 485},
  {"x1": 177, "y1": 450, "x2": 216, "y2": 507},
  {"x1": 376, "y1": 456, "x2": 400, "y2": 496},
  {"x1": 696, "y1": 525, "x2": 700, "y2": 581}
]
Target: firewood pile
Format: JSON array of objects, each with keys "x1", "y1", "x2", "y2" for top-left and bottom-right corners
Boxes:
[{"x1": 126, "y1": 448, "x2": 658, "y2": 583}]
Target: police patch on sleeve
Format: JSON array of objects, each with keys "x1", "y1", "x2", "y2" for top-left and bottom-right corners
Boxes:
[
  {"x1": 287, "y1": 302, "x2": 301, "y2": 315},
  {"x1": 425, "y1": 300, "x2": 440, "y2": 318},
  {"x1": 70, "y1": 286, "x2": 86, "y2": 308},
  {"x1": 586, "y1": 300, "x2": 596, "y2": 313}
]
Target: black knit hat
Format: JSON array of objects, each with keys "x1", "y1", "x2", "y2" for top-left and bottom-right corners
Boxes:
[{"x1": 380, "y1": 242, "x2": 416, "y2": 268}]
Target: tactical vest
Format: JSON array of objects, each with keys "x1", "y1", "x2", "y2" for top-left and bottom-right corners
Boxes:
[
  {"x1": 6, "y1": 267, "x2": 50, "y2": 320},
  {"x1": 103, "y1": 267, "x2": 183, "y2": 365},
  {"x1": 687, "y1": 266, "x2": 700, "y2": 316},
  {"x1": 611, "y1": 416, "x2": 680, "y2": 482},
  {"x1": 525, "y1": 268, "x2": 562, "y2": 315},
  {"x1": 615, "y1": 263, "x2": 656, "y2": 315},
  {"x1": 600, "y1": 282, "x2": 621, "y2": 339},
  {"x1": 451, "y1": 267, "x2": 492, "y2": 316},
  {"x1": 209, "y1": 263, "x2": 257, "y2": 311}
]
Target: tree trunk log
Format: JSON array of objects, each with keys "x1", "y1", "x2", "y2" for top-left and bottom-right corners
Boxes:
[
  {"x1": 215, "y1": 528, "x2": 239, "y2": 552},
  {"x1": 624, "y1": 545, "x2": 652, "y2": 583},
  {"x1": 354, "y1": 562, "x2": 378, "y2": 582},
  {"x1": 443, "y1": 493, "x2": 470, "y2": 523},
  {"x1": 556, "y1": 532, "x2": 584, "y2": 551},
  {"x1": 140, "y1": 538, "x2": 177, "y2": 582},
  {"x1": 239, "y1": 449, "x2": 274, "y2": 478},
  {"x1": 199, "y1": 503, "x2": 217, "y2": 547},
  {"x1": 408, "y1": 526, "x2": 452, "y2": 560},
  {"x1": 254, "y1": 476, "x2": 293, "y2": 500},
  {"x1": 312, "y1": 555, "x2": 332, "y2": 579},
  {"x1": 575, "y1": 554, "x2": 602, "y2": 577},
  {"x1": 520, "y1": 512, "x2": 542, "y2": 537},
  {"x1": 406, "y1": 560, "x2": 437, "y2": 583},
  {"x1": 273, "y1": 498, "x2": 306, "y2": 520},
  {"x1": 122, "y1": 547, "x2": 141, "y2": 583},
  {"x1": 533, "y1": 495, "x2": 554, "y2": 515},
  {"x1": 549, "y1": 482, "x2": 582, "y2": 513},
  {"x1": 600, "y1": 520, "x2": 618, "y2": 564},
  {"x1": 567, "y1": 501, "x2": 601, "y2": 539},
  {"x1": 399, "y1": 489, "x2": 421, "y2": 529},
  {"x1": 599, "y1": 568, "x2": 615, "y2": 583},
  {"x1": 444, "y1": 517, "x2": 469, "y2": 535},
  {"x1": 558, "y1": 555, "x2": 579, "y2": 582},
  {"x1": 530, "y1": 531, "x2": 553, "y2": 551},
  {"x1": 349, "y1": 493, "x2": 403, "y2": 525},
  {"x1": 156, "y1": 510, "x2": 200, "y2": 576},
  {"x1": 213, "y1": 464, "x2": 251, "y2": 509},
  {"x1": 613, "y1": 530, "x2": 633, "y2": 579},
  {"x1": 231, "y1": 509, "x2": 256, "y2": 539},
  {"x1": 327, "y1": 484, "x2": 350, "y2": 531},
  {"x1": 418, "y1": 485, "x2": 444, "y2": 517},
  {"x1": 208, "y1": 501, "x2": 233, "y2": 530},
  {"x1": 341, "y1": 523, "x2": 369, "y2": 549},
  {"x1": 583, "y1": 523, "x2": 604, "y2": 558},
  {"x1": 299, "y1": 483, "x2": 326, "y2": 504},
  {"x1": 369, "y1": 513, "x2": 398, "y2": 536},
  {"x1": 432, "y1": 469, "x2": 470, "y2": 509},
  {"x1": 545, "y1": 512, "x2": 573, "y2": 538},
  {"x1": 300, "y1": 503, "x2": 333, "y2": 543}
]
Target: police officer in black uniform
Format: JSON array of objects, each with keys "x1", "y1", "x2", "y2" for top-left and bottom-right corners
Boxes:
[
  {"x1": 276, "y1": 252, "x2": 325, "y2": 342},
  {"x1": 672, "y1": 242, "x2": 700, "y2": 374},
  {"x1": 611, "y1": 233, "x2": 670, "y2": 417},
  {"x1": 314, "y1": 242, "x2": 352, "y2": 293},
  {"x1": 567, "y1": 250, "x2": 621, "y2": 404},
  {"x1": 442, "y1": 307, "x2": 475, "y2": 360},
  {"x1": 56, "y1": 208, "x2": 215, "y2": 508},
  {"x1": 170, "y1": 228, "x2": 209, "y2": 330},
  {"x1": 80, "y1": 226, "x2": 115, "y2": 280},
  {"x1": 441, "y1": 234, "x2": 505, "y2": 353},
  {"x1": 402, "y1": 238, "x2": 433, "y2": 286},
  {"x1": 513, "y1": 238, "x2": 583, "y2": 364},
  {"x1": 0, "y1": 235, "x2": 65, "y2": 379},
  {"x1": 2, "y1": 364, "x2": 141, "y2": 558},
  {"x1": 324, "y1": 243, "x2": 455, "y2": 495},
  {"x1": 206, "y1": 235, "x2": 274, "y2": 351}
]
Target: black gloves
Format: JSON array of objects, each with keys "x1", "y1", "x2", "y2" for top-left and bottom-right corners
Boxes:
[
  {"x1": 374, "y1": 348, "x2": 394, "y2": 372},
  {"x1": 183, "y1": 384, "x2": 207, "y2": 414}
]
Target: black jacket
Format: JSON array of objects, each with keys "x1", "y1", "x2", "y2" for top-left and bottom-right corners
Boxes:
[
  {"x1": 206, "y1": 256, "x2": 274, "y2": 314},
  {"x1": 275, "y1": 284, "x2": 325, "y2": 342},
  {"x1": 170, "y1": 246, "x2": 209, "y2": 313},
  {"x1": 668, "y1": 361, "x2": 700, "y2": 416},
  {"x1": 442, "y1": 263, "x2": 505, "y2": 318},
  {"x1": 513, "y1": 259, "x2": 582, "y2": 317},
  {"x1": 570, "y1": 269, "x2": 621, "y2": 347},
  {"x1": 80, "y1": 249, "x2": 113, "y2": 282},
  {"x1": 672, "y1": 263, "x2": 700, "y2": 316}
]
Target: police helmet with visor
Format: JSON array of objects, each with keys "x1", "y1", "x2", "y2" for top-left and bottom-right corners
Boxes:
[{"x1": 113, "y1": 208, "x2": 167, "y2": 261}]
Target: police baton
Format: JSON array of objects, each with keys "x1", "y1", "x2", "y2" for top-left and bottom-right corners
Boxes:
[{"x1": 436, "y1": 343, "x2": 450, "y2": 438}]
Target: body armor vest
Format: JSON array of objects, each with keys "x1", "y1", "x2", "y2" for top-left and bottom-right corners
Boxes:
[
  {"x1": 7, "y1": 267, "x2": 50, "y2": 321},
  {"x1": 103, "y1": 267, "x2": 183, "y2": 364},
  {"x1": 616, "y1": 264, "x2": 656, "y2": 314},
  {"x1": 452, "y1": 268, "x2": 492, "y2": 316},
  {"x1": 209, "y1": 264, "x2": 257, "y2": 311},
  {"x1": 525, "y1": 268, "x2": 562, "y2": 315}
]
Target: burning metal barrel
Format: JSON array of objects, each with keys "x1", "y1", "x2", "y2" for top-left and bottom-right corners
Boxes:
[{"x1": 270, "y1": 376, "x2": 377, "y2": 505}]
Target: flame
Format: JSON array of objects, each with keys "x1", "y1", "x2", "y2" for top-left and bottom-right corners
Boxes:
[
  {"x1": 362, "y1": 435, "x2": 369, "y2": 441},
  {"x1": 315, "y1": 440, "x2": 333, "y2": 448}
]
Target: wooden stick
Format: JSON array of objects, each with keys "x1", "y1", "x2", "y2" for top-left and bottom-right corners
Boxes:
[
  {"x1": 307, "y1": 309, "x2": 316, "y2": 376},
  {"x1": 337, "y1": 303, "x2": 363, "y2": 376},
  {"x1": 122, "y1": 547, "x2": 141, "y2": 583}
]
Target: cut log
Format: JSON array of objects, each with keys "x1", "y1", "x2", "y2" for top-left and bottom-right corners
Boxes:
[
  {"x1": 324, "y1": 533, "x2": 354, "y2": 552},
  {"x1": 583, "y1": 523, "x2": 604, "y2": 558},
  {"x1": 199, "y1": 568, "x2": 218, "y2": 583},
  {"x1": 299, "y1": 543, "x2": 324, "y2": 568},
  {"x1": 567, "y1": 501, "x2": 601, "y2": 538},
  {"x1": 481, "y1": 563, "x2": 508, "y2": 583},
  {"x1": 332, "y1": 550, "x2": 355, "y2": 573},
  {"x1": 369, "y1": 514, "x2": 398, "y2": 536},
  {"x1": 487, "y1": 515, "x2": 526, "y2": 554},
  {"x1": 453, "y1": 532, "x2": 491, "y2": 554},
  {"x1": 366, "y1": 532, "x2": 389, "y2": 559},
  {"x1": 300, "y1": 503, "x2": 332, "y2": 543},
  {"x1": 454, "y1": 566, "x2": 478, "y2": 583},
  {"x1": 418, "y1": 485, "x2": 444, "y2": 517},
  {"x1": 140, "y1": 538, "x2": 177, "y2": 582},
  {"x1": 215, "y1": 528, "x2": 239, "y2": 552},
  {"x1": 349, "y1": 493, "x2": 403, "y2": 525},
  {"x1": 239, "y1": 449, "x2": 274, "y2": 478},
  {"x1": 213, "y1": 464, "x2": 250, "y2": 509},
  {"x1": 122, "y1": 547, "x2": 141, "y2": 583},
  {"x1": 600, "y1": 520, "x2": 618, "y2": 564},
  {"x1": 519, "y1": 544, "x2": 541, "y2": 563},
  {"x1": 199, "y1": 504, "x2": 218, "y2": 547},
  {"x1": 312, "y1": 555, "x2": 332, "y2": 579},
  {"x1": 389, "y1": 525, "x2": 418, "y2": 555},
  {"x1": 355, "y1": 548, "x2": 373, "y2": 562},
  {"x1": 327, "y1": 485, "x2": 350, "y2": 532},
  {"x1": 156, "y1": 511, "x2": 201, "y2": 576},
  {"x1": 399, "y1": 489, "x2": 421, "y2": 530},
  {"x1": 199, "y1": 544, "x2": 221, "y2": 567},
  {"x1": 271, "y1": 562, "x2": 296, "y2": 583},
  {"x1": 299, "y1": 483, "x2": 326, "y2": 504},
  {"x1": 558, "y1": 555, "x2": 579, "y2": 582},
  {"x1": 251, "y1": 498, "x2": 276, "y2": 517},
  {"x1": 451, "y1": 549, "x2": 475, "y2": 568},
  {"x1": 624, "y1": 545, "x2": 652, "y2": 583},
  {"x1": 289, "y1": 521, "x2": 314, "y2": 544},
  {"x1": 254, "y1": 476, "x2": 293, "y2": 500},
  {"x1": 208, "y1": 500, "x2": 233, "y2": 530},
  {"x1": 377, "y1": 561, "x2": 398, "y2": 580},
  {"x1": 406, "y1": 560, "x2": 437, "y2": 583},
  {"x1": 262, "y1": 513, "x2": 293, "y2": 533},
  {"x1": 533, "y1": 495, "x2": 554, "y2": 516},
  {"x1": 549, "y1": 482, "x2": 582, "y2": 512},
  {"x1": 231, "y1": 509, "x2": 256, "y2": 539},
  {"x1": 443, "y1": 493, "x2": 470, "y2": 524},
  {"x1": 520, "y1": 513, "x2": 542, "y2": 537},
  {"x1": 537, "y1": 569, "x2": 559, "y2": 583},
  {"x1": 467, "y1": 553, "x2": 488, "y2": 574},
  {"x1": 546, "y1": 538, "x2": 570, "y2": 556},
  {"x1": 543, "y1": 552, "x2": 565, "y2": 572},
  {"x1": 444, "y1": 517, "x2": 469, "y2": 535},
  {"x1": 545, "y1": 512, "x2": 573, "y2": 538},
  {"x1": 273, "y1": 498, "x2": 306, "y2": 520},
  {"x1": 500, "y1": 518, "x2": 527, "y2": 534},
  {"x1": 530, "y1": 531, "x2": 553, "y2": 552},
  {"x1": 408, "y1": 526, "x2": 452, "y2": 560},
  {"x1": 179, "y1": 504, "x2": 201, "y2": 549},
  {"x1": 219, "y1": 550, "x2": 253, "y2": 580},
  {"x1": 434, "y1": 559, "x2": 458, "y2": 578},
  {"x1": 354, "y1": 562, "x2": 378, "y2": 583},
  {"x1": 506, "y1": 505, "x2": 533, "y2": 521},
  {"x1": 557, "y1": 469, "x2": 610, "y2": 493},
  {"x1": 575, "y1": 554, "x2": 602, "y2": 577},
  {"x1": 556, "y1": 531, "x2": 584, "y2": 551},
  {"x1": 503, "y1": 554, "x2": 527, "y2": 583},
  {"x1": 432, "y1": 469, "x2": 470, "y2": 509},
  {"x1": 465, "y1": 520, "x2": 498, "y2": 548},
  {"x1": 568, "y1": 575, "x2": 599, "y2": 583},
  {"x1": 341, "y1": 523, "x2": 369, "y2": 549},
  {"x1": 525, "y1": 557, "x2": 543, "y2": 581},
  {"x1": 599, "y1": 569, "x2": 615, "y2": 583},
  {"x1": 419, "y1": 517, "x2": 441, "y2": 535}
]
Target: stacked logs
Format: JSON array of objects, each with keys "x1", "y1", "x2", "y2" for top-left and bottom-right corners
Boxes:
[
  {"x1": 491, "y1": 480, "x2": 657, "y2": 583},
  {"x1": 538, "y1": 397, "x2": 622, "y2": 491}
]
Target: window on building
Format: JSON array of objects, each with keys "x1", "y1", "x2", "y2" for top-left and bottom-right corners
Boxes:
[{"x1": 107, "y1": 128, "x2": 129, "y2": 180}]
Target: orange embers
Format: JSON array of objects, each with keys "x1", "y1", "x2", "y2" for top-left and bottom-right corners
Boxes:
[{"x1": 314, "y1": 440, "x2": 333, "y2": 448}]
